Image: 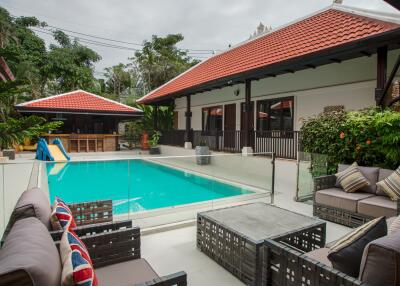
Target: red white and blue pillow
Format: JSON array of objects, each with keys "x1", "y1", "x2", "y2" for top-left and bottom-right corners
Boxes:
[
  {"x1": 50, "y1": 197, "x2": 77, "y2": 230},
  {"x1": 60, "y1": 228, "x2": 92, "y2": 265},
  {"x1": 61, "y1": 249, "x2": 98, "y2": 286}
]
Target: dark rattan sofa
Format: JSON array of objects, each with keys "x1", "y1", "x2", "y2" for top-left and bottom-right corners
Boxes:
[
  {"x1": 264, "y1": 218, "x2": 400, "y2": 286},
  {"x1": 313, "y1": 164, "x2": 398, "y2": 227},
  {"x1": 0, "y1": 217, "x2": 187, "y2": 286}
]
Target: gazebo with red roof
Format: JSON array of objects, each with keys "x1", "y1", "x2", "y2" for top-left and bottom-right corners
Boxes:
[{"x1": 16, "y1": 90, "x2": 143, "y2": 152}]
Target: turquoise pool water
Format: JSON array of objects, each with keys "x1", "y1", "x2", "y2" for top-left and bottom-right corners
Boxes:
[{"x1": 46, "y1": 160, "x2": 254, "y2": 214}]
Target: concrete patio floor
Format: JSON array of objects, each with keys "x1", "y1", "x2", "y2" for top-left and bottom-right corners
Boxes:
[{"x1": 140, "y1": 182, "x2": 350, "y2": 286}]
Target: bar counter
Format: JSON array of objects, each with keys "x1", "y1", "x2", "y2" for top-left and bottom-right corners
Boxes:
[{"x1": 43, "y1": 134, "x2": 119, "y2": 152}]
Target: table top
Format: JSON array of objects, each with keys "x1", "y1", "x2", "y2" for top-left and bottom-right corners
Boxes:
[{"x1": 199, "y1": 203, "x2": 322, "y2": 242}]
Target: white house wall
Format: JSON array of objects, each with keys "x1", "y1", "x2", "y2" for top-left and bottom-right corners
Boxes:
[{"x1": 175, "y1": 50, "x2": 400, "y2": 131}]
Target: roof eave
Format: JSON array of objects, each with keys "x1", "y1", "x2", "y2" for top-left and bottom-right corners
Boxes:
[
  {"x1": 15, "y1": 106, "x2": 143, "y2": 117},
  {"x1": 140, "y1": 27, "x2": 400, "y2": 105}
]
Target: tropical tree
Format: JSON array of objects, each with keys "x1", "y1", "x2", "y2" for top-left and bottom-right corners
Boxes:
[
  {"x1": 45, "y1": 30, "x2": 101, "y2": 93},
  {"x1": 103, "y1": 63, "x2": 138, "y2": 101},
  {"x1": 130, "y1": 34, "x2": 199, "y2": 94}
]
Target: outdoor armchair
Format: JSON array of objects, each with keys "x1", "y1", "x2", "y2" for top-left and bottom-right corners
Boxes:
[{"x1": 0, "y1": 217, "x2": 187, "y2": 286}]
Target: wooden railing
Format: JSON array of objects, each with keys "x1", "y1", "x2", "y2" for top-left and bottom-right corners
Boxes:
[
  {"x1": 159, "y1": 129, "x2": 300, "y2": 159},
  {"x1": 159, "y1": 129, "x2": 186, "y2": 147}
]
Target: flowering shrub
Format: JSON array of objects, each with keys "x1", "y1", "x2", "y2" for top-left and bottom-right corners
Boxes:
[{"x1": 300, "y1": 107, "x2": 400, "y2": 173}]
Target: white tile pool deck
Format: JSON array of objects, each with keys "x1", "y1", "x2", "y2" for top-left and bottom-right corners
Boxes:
[{"x1": 6, "y1": 149, "x2": 351, "y2": 286}]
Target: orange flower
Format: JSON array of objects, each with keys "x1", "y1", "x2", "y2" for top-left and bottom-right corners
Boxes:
[
  {"x1": 366, "y1": 139, "x2": 371, "y2": 145},
  {"x1": 340, "y1": 132, "x2": 345, "y2": 139}
]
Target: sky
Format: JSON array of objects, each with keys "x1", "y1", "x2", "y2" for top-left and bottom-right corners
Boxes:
[{"x1": 1, "y1": 0, "x2": 398, "y2": 76}]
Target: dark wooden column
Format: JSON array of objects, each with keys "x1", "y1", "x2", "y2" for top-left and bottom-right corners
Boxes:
[
  {"x1": 375, "y1": 46, "x2": 388, "y2": 105},
  {"x1": 243, "y1": 79, "x2": 252, "y2": 147},
  {"x1": 153, "y1": 106, "x2": 159, "y2": 130},
  {"x1": 184, "y1": 95, "x2": 192, "y2": 142}
]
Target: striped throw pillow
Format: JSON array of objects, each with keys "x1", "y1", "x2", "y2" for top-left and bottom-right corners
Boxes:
[
  {"x1": 376, "y1": 167, "x2": 400, "y2": 201},
  {"x1": 335, "y1": 162, "x2": 370, "y2": 193}
]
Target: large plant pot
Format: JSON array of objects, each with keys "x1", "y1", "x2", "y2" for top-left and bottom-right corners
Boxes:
[
  {"x1": 149, "y1": 146, "x2": 161, "y2": 155},
  {"x1": 195, "y1": 146, "x2": 210, "y2": 165},
  {"x1": 3, "y1": 149, "x2": 15, "y2": 160}
]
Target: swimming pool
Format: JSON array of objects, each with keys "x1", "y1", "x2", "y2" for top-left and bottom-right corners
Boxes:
[{"x1": 46, "y1": 159, "x2": 255, "y2": 214}]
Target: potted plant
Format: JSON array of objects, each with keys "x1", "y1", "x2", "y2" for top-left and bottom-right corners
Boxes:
[
  {"x1": 195, "y1": 139, "x2": 210, "y2": 165},
  {"x1": 149, "y1": 131, "x2": 162, "y2": 155}
]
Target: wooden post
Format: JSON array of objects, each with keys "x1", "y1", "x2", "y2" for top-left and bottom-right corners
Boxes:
[
  {"x1": 153, "y1": 106, "x2": 159, "y2": 131},
  {"x1": 184, "y1": 95, "x2": 192, "y2": 146},
  {"x1": 244, "y1": 79, "x2": 252, "y2": 147},
  {"x1": 375, "y1": 46, "x2": 387, "y2": 105}
]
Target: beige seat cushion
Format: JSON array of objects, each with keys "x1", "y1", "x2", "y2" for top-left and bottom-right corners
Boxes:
[
  {"x1": 96, "y1": 258, "x2": 159, "y2": 286},
  {"x1": 315, "y1": 188, "x2": 374, "y2": 212},
  {"x1": 357, "y1": 196, "x2": 397, "y2": 218},
  {"x1": 306, "y1": 247, "x2": 332, "y2": 267}
]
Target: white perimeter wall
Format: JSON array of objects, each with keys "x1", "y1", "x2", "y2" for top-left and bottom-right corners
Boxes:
[{"x1": 175, "y1": 50, "x2": 400, "y2": 131}]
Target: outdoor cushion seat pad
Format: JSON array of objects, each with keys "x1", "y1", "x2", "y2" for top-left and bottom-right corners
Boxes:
[
  {"x1": 306, "y1": 247, "x2": 332, "y2": 267},
  {"x1": 357, "y1": 196, "x2": 397, "y2": 218},
  {"x1": 96, "y1": 258, "x2": 159, "y2": 286},
  {"x1": 0, "y1": 217, "x2": 62, "y2": 286},
  {"x1": 315, "y1": 188, "x2": 374, "y2": 212},
  {"x1": 327, "y1": 216, "x2": 387, "y2": 278},
  {"x1": 359, "y1": 230, "x2": 400, "y2": 286},
  {"x1": 1, "y1": 188, "x2": 52, "y2": 244}
]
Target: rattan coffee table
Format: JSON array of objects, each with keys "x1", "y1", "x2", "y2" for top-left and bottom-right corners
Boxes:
[{"x1": 197, "y1": 203, "x2": 326, "y2": 286}]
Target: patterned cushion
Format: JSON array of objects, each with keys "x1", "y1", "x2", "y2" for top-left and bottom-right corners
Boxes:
[
  {"x1": 62, "y1": 250, "x2": 98, "y2": 286},
  {"x1": 50, "y1": 197, "x2": 77, "y2": 230},
  {"x1": 60, "y1": 229, "x2": 92, "y2": 266},
  {"x1": 335, "y1": 162, "x2": 370, "y2": 193},
  {"x1": 376, "y1": 167, "x2": 400, "y2": 201},
  {"x1": 328, "y1": 216, "x2": 387, "y2": 278}
]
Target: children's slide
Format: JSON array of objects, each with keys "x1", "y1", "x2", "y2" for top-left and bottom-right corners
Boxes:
[{"x1": 36, "y1": 138, "x2": 70, "y2": 162}]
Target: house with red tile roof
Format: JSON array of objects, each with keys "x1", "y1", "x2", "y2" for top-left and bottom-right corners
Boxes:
[
  {"x1": 16, "y1": 90, "x2": 143, "y2": 152},
  {"x1": 138, "y1": 4, "x2": 400, "y2": 158}
]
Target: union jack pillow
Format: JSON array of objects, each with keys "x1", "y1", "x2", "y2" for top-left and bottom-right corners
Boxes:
[
  {"x1": 62, "y1": 249, "x2": 98, "y2": 286},
  {"x1": 60, "y1": 229, "x2": 92, "y2": 265},
  {"x1": 50, "y1": 197, "x2": 77, "y2": 230}
]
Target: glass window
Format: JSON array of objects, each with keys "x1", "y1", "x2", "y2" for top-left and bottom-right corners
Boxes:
[
  {"x1": 202, "y1": 106, "x2": 223, "y2": 131},
  {"x1": 256, "y1": 97, "x2": 294, "y2": 131}
]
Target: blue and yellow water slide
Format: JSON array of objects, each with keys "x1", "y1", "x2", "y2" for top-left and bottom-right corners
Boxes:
[{"x1": 36, "y1": 138, "x2": 70, "y2": 162}]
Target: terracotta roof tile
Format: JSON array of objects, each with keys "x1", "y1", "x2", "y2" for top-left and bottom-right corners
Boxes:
[
  {"x1": 17, "y1": 90, "x2": 142, "y2": 115},
  {"x1": 138, "y1": 8, "x2": 400, "y2": 104}
]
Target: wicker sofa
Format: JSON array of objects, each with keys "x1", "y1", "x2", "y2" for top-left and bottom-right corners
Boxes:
[
  {"x1": 313, "y1": 164, "x2": 399, "y2": 227},
  {"x1": 264, "y1": 218, "x2": 400, "y2": 286},
  {"x1": 0, "y1": 217, "x2": 187, "y2": 286}
]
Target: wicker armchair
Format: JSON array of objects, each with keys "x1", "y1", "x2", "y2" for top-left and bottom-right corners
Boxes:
[
  {"x1": 52, "y1": 220, "x2": 187, "y2": 286},
  {"x1": 0, "y1": 217, "x2": 187, "y2": 286},
  {"x1": 264, "y1": 238, "x2": 364, "y2": 286}
]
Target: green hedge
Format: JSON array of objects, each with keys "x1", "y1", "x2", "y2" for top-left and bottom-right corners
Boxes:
[{"x1": 300, "y1": 107, "x2": 400, "y2": 173}]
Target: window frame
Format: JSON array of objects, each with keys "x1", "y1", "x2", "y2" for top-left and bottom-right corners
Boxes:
[
  {"x1": 256, "y1": 96, "x2": 294, "y2": 132},
  {"x1": 201, "y1": 105, "x2": 223, "y2": 133}
]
